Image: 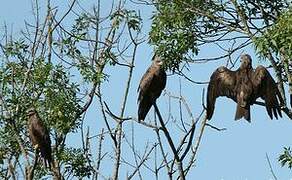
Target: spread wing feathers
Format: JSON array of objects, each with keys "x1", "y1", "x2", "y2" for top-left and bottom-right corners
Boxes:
[
  {"x1": 207, "y1": 67, "x2": 237, "y2": 120},
  {"x1": 252, "y1": 66, "x2": 284, "y2": 119},
  {"x1": 29, "y1": 115, "x2": 52, "y2": 168},
  {"x1": 138, "y1": 65, "x2": 166, "y2": 121}
]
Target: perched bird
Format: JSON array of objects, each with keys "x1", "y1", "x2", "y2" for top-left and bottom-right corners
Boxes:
[
  {"x1": 207, "y1": 54, "x2": 284, "y2": 122},
  {"x1": 137, "y1": 55, "x2": 167, "y2": 121},
  {"x1": 27, "y1": 108, "x2": 52, "y2": 169}
]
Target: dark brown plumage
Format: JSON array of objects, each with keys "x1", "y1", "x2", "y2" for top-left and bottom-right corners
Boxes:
[
  {"x1": 27, "y1": 108, "x2": 52, "y2": 169},
  {"x1": 138, "y1": 55, "x2": 167, "y2": 121},
  {"x1": 207, "y1": 54, "x2": 284, "y2": 122},
  {"x1": 290, "y1": 94, "x2": 292, "y2": 109}
]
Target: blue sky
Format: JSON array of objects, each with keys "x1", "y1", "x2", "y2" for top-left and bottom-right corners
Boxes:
[{"x1": 1, "y1": 1, "x2": 292, "y2": 179}]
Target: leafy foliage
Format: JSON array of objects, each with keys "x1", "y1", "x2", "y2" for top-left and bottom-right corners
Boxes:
[
  {"x1": 32, "y1": 163, "x2": 49, "y2": 180},
  {"x1": 0, "y1": 52, "x2": 82, "y2": 134},
  {"x1": 0, "y1": 0, "x2": 144, "y2": 178},
  {"x1": 254, "y1": 8, "x2": 292, "y2": 60},
  {"x1": 111, "y1": 9, "x2": 142, "y2": 31},
  {"x1": 150, "y1": 0, "x2": 290, "y2": 71},
  {"x1": 150, "y1": 0, "x2": 203, "y2": 71},
  {"x1": 0, "y1": 126, "x2": 20, "y2": 164},
  {"x1": 35, "y1": 63, "x2": 82, "y2": 134},
  {"x1": 279, "y1": 147, "x2": 292, "y2": 169},
  {"x1": 0, "y1": 37, "x2": 83, "y2": 178},
  {"x1": 58, "y1": 147, "x2": 92, "y2": 178}
]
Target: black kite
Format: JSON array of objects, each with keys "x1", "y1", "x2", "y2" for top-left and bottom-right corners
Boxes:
[
  {"x1": 138, "y1": 55, "x2": 167, "y2": 121},
  {"x1": 27, "y1": 108, "x2": 52, "y2": 168},
  {"x1": 207, "y1": 54, "x2": 284, "y2": 122}
]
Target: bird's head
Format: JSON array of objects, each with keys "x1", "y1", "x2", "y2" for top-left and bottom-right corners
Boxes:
[
  {"x1": 153, "y1": 55, "x2": 164, "y2": 67},
  {"x1": 26, "y1": 107, "x2": 37, "y2": 117},
  {"x1": 240, "y1": 54, "x2": 252, "y2": 69}
]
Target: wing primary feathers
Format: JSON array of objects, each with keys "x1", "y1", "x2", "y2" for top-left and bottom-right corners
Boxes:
[
  {"x1": 253, "y1": 66, "x2": 283, "y2": 120},
  {"x1": 206, "y1": 73, "x2": 217, "y2": 120},
  {"x1": 206, "y1": 66, "x2": 237, "y2": 120},
  {"x1": 138, "y1": 96, "x2": 152, "y2": 121}
]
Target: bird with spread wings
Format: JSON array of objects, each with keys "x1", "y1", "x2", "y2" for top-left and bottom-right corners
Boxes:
[
  {"x1": 137, "y1": 55, "x2": 167, "y2": 121},
  {"x1": 27, "y1": 108, "x2": 52, "y2": 169},
  {"x1": 207, "y1": 54, "x2": 284, "y2": 122}
]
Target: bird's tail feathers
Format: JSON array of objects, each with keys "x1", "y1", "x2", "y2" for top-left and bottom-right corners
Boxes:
[
  {"x1": 235, "y1": 104, "x2": 250, "y2": 122},
  {"x1": 138, "y1": 99, "x2": 152, "y2": 121},
  {"x1": 206, "y1": 104, "x2": 214, "y2": 120},
  {"x1": 40, "y1": 147, "x2": 52, "y2": 170}
]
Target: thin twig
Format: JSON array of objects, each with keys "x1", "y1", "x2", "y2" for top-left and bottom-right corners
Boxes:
[
  {"x1": 266, "y1": 153, "x2": 278, "y2": 180},
  {"x1": 205, "y1": 123, "x2": 227, "y2": 131}
]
